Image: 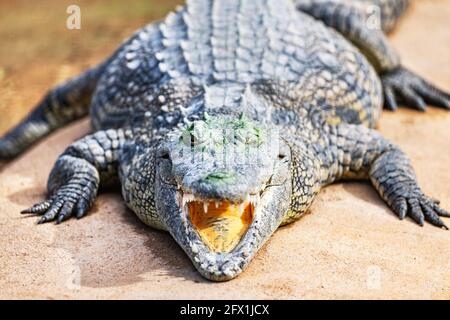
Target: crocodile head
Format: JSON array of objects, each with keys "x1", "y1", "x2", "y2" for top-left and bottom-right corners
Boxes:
[{"x1": 155, "y1": 114, "x2": 292, "y2": 281}]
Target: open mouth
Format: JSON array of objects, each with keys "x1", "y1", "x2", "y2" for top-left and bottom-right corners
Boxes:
[{"x1": 177, "y1": 192, "x2": 261, "y2": 253}]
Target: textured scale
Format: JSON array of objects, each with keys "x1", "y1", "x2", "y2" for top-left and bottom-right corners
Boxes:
[{"x1": 91, "y1": 0, "x2": 382, "y2": 132}]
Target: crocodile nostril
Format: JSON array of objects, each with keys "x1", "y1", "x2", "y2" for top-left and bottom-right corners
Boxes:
[
  {"x1": 205, "y1": 171, "x2": 236, "y2": 182},
  {"x1": 158, "y1": 150, "x2": 170, "y2": 160}
]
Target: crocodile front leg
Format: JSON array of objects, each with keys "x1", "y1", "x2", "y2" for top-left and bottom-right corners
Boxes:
[
  {"x1": 22, "y1": 128, "x2": 133, "y2": 223},
  {"x1": 320, "y1": 124, "x2": 449, "y2": 229}
]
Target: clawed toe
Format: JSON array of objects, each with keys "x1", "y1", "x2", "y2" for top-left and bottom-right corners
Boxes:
[
  {"x1": 421, "y1": 204, "x2": 448, "y2": 230},
  {"x1": 21, "y1": 199, "x2": 53, "y2": 215},
  {"x1": 382, "y1": 68, "x2": 450, "y2": 111},
  {"x1": 432, "y1": 204, "x2": 450, "y2": 218},
  {"x1": 413, "y1": 82, "x2": 450, "y2": 110},
  {"x1": 407, "y1": 198, "x2": 425, "y2": 226}
]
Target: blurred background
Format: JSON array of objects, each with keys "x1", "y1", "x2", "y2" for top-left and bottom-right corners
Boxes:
[
  {"x1": 0, "y1": 0, "x2": 182, "y2": 136},
  {"x1": 0, "y1": 0, "x2": 449, "y2": 137}
]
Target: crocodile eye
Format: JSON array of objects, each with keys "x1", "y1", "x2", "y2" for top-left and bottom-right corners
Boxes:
[{"x1": 160, "y1": 153, "x2": 170, "y2": 160}]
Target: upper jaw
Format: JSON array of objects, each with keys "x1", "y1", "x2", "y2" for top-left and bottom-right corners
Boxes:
[{"x1": 177, "y1": 190, "x2": 262, "y2": 216}]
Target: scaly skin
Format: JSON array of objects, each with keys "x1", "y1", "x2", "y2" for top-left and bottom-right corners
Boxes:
[{"x1": 1, "y1": 0, "x2": 449, "y2": 281}]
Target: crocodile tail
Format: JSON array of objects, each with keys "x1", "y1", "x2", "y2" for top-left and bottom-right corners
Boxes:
[{"x1": 0, "y1": 60, "x2": 110, "y2": 160}]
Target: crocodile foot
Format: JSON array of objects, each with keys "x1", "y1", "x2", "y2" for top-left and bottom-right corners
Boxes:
[
  {"x1": 21, "y1": 156, "x2": 99, "y2": 224},
  {"x1": 391, "y1": 193, "x2": 449, "y2": 229},
  {"x1": 22, "y1": 184, "x2": 98, "y2": 224},
  {"x1": 381, "y1": 67, "x2": 450, "y2": 111}
]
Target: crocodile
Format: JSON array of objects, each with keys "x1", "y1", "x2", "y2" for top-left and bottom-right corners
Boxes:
[{"x1": 1, "y1": 0, "x2": 449, "y2": 281}]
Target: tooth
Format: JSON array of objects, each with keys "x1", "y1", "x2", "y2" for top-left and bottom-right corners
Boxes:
[
  {"x1": 203, "y1": 201, "x2": 208, "y2": 213},
  {"x1": 215, "y1": 201, "x2": 220, "y2": 209},
  {"x1": 249, "y1": 194, "x2": 259, "y2": 208},
  {"x1": 176, "y1": 192, "x2": 182, "y2": 207},
  {"x1": 239, "y1": 203, "x2": 245, "y2": 215},
  {"x1": 183, "y1": 193, "x2": 196, "y2": 206}
]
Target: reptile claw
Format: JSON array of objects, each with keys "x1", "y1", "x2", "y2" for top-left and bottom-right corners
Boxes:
[
  {"x1": 390, "y1": 193, "x2": 449, "y2": 229},
  {"x1": 382, "y1": 67, "x2": 450, "y2": 111},
  {"x1": 432, "y1": 204, "x2": 450, "y2": 218},
  {"x1": 21, "y1": 200, "x2": 53, "y2": 215},
  {"x1": 383, "y1": 85, "x2": 398, "y2": 111},
  {"x1": 24, "y1": 174, "x2": 98, "y2": 224}
]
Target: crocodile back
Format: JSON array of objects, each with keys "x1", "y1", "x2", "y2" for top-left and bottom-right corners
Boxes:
[{"x1": 91, "y1": 0, "x2": 382, "y2": 131}]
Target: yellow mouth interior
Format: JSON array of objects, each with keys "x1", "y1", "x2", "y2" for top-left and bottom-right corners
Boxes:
[{"x1": 188, "y1": 200, "x2": 254, "y2": 253}]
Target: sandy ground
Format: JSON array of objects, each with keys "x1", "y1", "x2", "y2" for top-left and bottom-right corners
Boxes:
[{"x1": 0, "y1": 1, "x2": 449, "y2": 299}]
